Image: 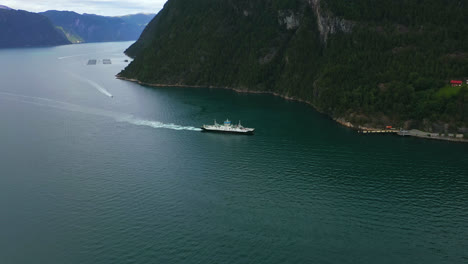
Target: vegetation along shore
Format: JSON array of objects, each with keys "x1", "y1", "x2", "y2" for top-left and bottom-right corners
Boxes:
[
  {"x1": 117, "y1": 76, "x2": 468, "y2": 143},
  {"x1": 118, "y1": 0, "x2": 468, "y2": 142}
]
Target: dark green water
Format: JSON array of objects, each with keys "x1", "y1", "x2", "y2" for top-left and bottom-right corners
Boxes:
[{"x1": 0, "y1": 42, "x2": 467, "y2": 264}]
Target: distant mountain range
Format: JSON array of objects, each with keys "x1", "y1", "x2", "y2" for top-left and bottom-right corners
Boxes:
[
  {"x1": 0, "y1": 8, "x2": 70, "y2": 48},
  {"x1": 41, "y1": 11, "x2": 155, "y2": 43},
  {"x1": 0, "y1": 7, "x2": 155, "y2": 48}
]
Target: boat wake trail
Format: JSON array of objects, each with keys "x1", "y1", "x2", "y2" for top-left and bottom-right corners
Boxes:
[
  {"x1": 118, "y1": 116, "x2": 202, "y2": 131},
  {"x1": 83, "y1": 78, "x2": 113, "y2": 98},
  {"x1": 58, "y1": 54, "x2": 90, "y2": 60},
  {"x1": 67, "y1": 73, "x2": 113, "y2": 98},
  {"x1": 58, "y1": 48, "x2": 123, "y2": 60},
  {"x1": 0, "y1": 92, "x2": 202, "y2": 132}
]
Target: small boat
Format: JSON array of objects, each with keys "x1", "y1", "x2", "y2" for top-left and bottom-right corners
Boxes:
[{"x1": 202, "y1": 119, "x2": 255, "y2": 135}]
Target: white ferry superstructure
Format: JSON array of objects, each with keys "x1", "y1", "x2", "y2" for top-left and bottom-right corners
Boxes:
[{"x1": 201, "y1": 119, "x2": 255, "y2": 135}]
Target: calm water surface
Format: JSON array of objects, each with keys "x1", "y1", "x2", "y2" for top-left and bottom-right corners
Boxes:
[{"x1": 0, "y1": 42, "x2": 467, "y2": 264}]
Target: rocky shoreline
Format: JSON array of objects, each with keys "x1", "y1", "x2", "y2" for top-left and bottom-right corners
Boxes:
[
  {"x1": 116, "y1": 75, "x2": 317, "y2": 106},
  {"x1": 116, "y1": 76, "x2": 468, "y2": 144}
]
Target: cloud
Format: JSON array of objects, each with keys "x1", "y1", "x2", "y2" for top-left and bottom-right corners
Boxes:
[{"x1": 1, "y1": 0, "x2": 167, "y2": 16}]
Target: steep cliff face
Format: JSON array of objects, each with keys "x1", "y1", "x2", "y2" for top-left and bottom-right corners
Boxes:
[
  {"x1": 308, "y1": 0, "x2": 353, "y2": 42},
  {"x1": 120, "y1": 0, "x2": 468, "y2": 131},
  {"x1": 122, "y1": 0, "x2": 324, "y2": 95}
]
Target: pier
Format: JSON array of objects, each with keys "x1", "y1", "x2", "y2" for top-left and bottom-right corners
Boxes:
[
  {"x1": 358, "y1": 128, "x2": 467, "y2": 142},
  {"x1": 358, "y1": 129, "x2": 398, "y2": 134}
]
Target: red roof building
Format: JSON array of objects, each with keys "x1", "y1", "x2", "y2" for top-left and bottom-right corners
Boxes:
[{"x1": 450, "y1": 80, "x2": 463, "y2": 87}]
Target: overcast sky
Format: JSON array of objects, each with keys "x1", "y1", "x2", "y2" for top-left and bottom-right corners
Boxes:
[{"x1": 2, "y1": 0, "x2": 167, "y2": 16}]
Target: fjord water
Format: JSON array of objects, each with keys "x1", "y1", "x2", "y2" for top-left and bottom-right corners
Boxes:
[{"x1": 0, "y1": 42, "x2": 467, "y2": 264}]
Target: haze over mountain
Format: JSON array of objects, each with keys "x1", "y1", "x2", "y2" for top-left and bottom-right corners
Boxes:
[
  {"x1": 0, "y1": 8, "x2": 70, "y2": 48},
  {"x1": 41, "y1": 11, "x2": 155, "y2": 43},
  {"x1": 121, "y1": 0, "x2": 468, "y2": 133},
  {"x1": 119, "y1": 13, "x2": 155, "y2": 26},
  {"x1": 0, "y1": 5, "x2": 12, "y2": 10},
  {"x1": 0, "y1": 8, "x2": 155, "y2": 48},
  {"x1": 0, "y1": 0, "x2": 165, "y2": 16}
]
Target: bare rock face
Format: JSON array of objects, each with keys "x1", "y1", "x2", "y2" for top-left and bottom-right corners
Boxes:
[
  {"x1": 259, "y1": 48, "x2": 278, "y2": 65},
  {"x1": 278, "y1": 10, "x2": 300, "y2": 30},
  {"x1": 308, "y1": 0, "x2": 354, "y2": 42},
  {"x1": 277, "y1": 0, "x2": 354, "y2": 39}
]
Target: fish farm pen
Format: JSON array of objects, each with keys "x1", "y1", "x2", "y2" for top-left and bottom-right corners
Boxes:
[{"x1": 87, "y1": 59, "x2": 112, "y2": 65}]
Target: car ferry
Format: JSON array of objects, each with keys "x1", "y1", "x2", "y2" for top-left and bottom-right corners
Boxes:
[{"x1": 201, "y1": 119, "x2": 255, "y2": 135}]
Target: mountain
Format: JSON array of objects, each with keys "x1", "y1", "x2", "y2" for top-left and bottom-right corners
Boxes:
[
  {"x1": 41, "y1": 11, "x2": 155, "y2": 43},
  {"x1": 0, "y1": 9, "x2": 70, "y2": 48},
  {"x1": 120, "y1": 0, "x2": 468, "y2": 133},
  {"x1": 118, "y1": 13, "x2": 155, "y2": 26},
  {"x1": 0, "y1": 8, "x2": 154, "y2": 48}
]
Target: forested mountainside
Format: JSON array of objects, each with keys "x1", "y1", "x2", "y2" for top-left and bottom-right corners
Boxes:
[
  {"x1": 0, "y1": 9, "x2": 70, "y2": 48},
  {"x1": 41, "y1": 11, "x2": 155, "y2": 43},
  {"x1": 120, "y1": 0, "x2": 468, "y2": 132}
]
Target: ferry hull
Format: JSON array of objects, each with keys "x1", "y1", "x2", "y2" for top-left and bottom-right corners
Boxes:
[{"x1": 201, "y1": 127, "x2": 255, "y2": 135}]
